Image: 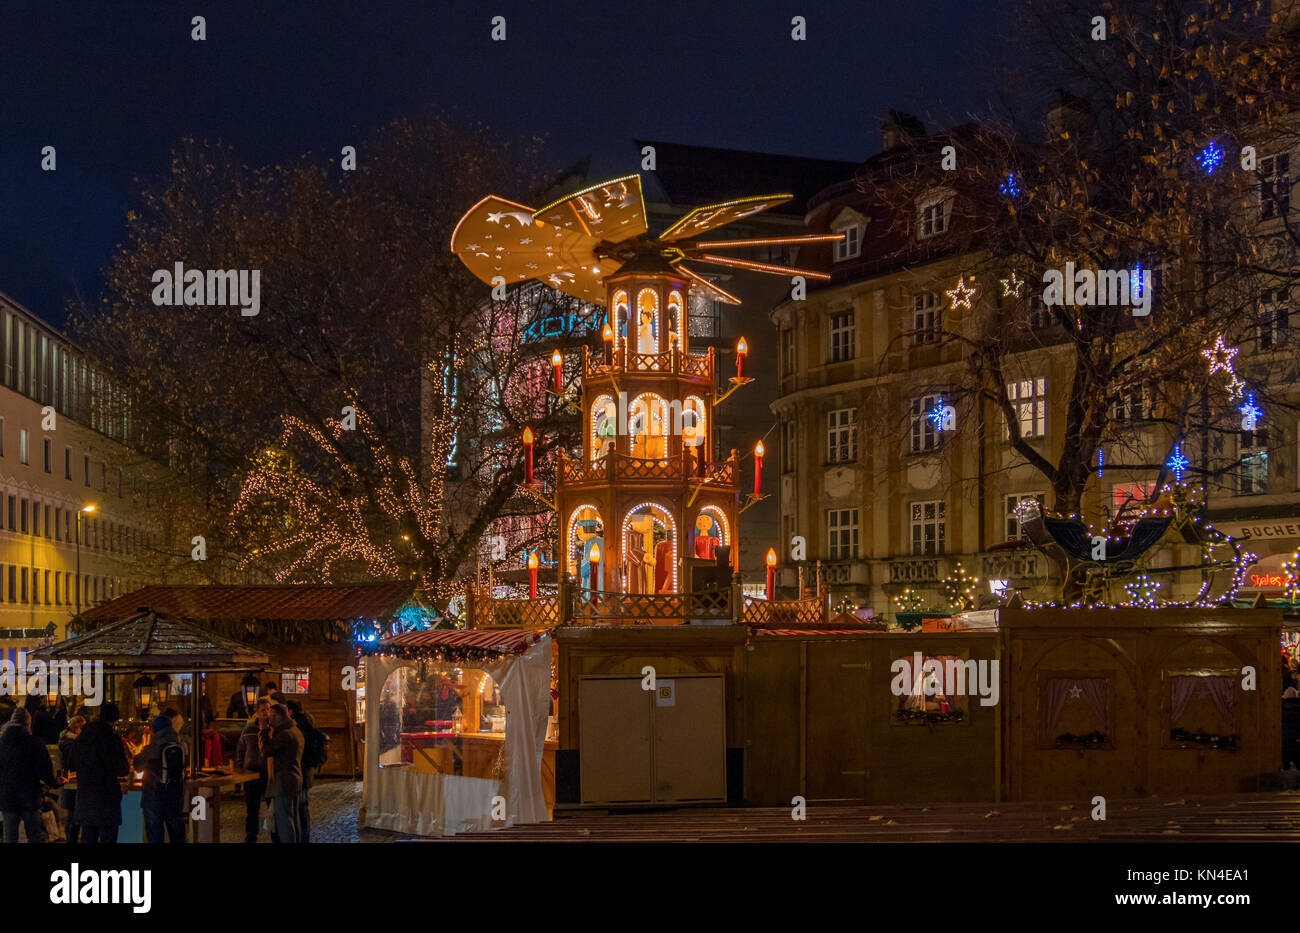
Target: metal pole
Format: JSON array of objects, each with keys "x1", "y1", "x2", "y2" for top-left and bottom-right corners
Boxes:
[
  {"x1": 190, "y1": 672, "x2": 201, "y2": 779},
  {"x1": 75, "y1": 511, "x2": 81, "y2": 615}
]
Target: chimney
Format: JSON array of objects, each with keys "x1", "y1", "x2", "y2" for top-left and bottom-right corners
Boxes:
[
  {"x1": 1045, "y1": 88, "x2": 1092, "y2": 144},
  {"x1": 880, "y1": 110, "x2": 926, "y2": 152}
]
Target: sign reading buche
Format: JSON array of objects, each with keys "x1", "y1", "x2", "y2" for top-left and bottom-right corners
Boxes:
[{"x1": 1216, "y1": 519, "x2": 1300, "y2": 541}]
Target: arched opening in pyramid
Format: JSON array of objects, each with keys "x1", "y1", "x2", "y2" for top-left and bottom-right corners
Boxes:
[
  {"x1": 628, "y1": 392, "x2": 668, "y2": 459},
  {"x1": 590, "y1": 394, "x2": 616, "y2": 464},
  {"x1": 621, "y1": 502, "x2": 676, "y2": 594},
  {"x1": 635, "y1": 287, "x2": 659, "y2": 355},
  {"x1": 693, "y1": 505, "x2": 729, "y2": 561},
  {"x1": 567, "y1": 503, "x2": 604, "y2": 588}
]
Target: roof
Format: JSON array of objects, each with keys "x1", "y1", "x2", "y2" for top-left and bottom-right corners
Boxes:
[
  {"x1": 637, "y1": 139, "x2": 859, "y2": 213},
  {"x1": 373, "y1": 628, "x2": 547, "y2": 657},
  {"x1": 32, "y1": 610, "x2": 270, "y2": 672},
  {"x1": 75, "y1": 582, "x2": 417, "y2": 626}
]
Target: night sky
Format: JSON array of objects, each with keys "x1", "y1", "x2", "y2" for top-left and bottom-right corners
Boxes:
[{"x1": 1, "y1": 0, "x2": 1005, "y2": 324}]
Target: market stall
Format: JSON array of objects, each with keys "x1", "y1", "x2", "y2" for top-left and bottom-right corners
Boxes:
[{"x1": 360, "y1": 628, "x2": 554, "y2": 837}]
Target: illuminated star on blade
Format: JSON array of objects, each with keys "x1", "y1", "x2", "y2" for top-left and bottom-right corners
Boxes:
[
  {"x1": 1200, "y1": 335, "x2": 1239, "y2": 376},
  {"x1": 1166, "y1": 444, "x2": 1190, "y2": 482},
  {"x1": 946, "y1": 276, "x2": 977, "y2": 310},
  {"x1": 1000, "y1": 271, "x2": 1024, "y2": 298}
]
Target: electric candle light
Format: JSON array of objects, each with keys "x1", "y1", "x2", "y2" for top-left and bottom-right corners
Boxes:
[
  {"x1": 766, "y1": 548, "x2": 777, "y2": 600},
  {"x1": 551, "y1": 349, "x2": 563, "y2": 393},
  {"x1": 527, "y1": 550, "x2": 539, "y2": 599},
  {"x1": 589, "y1": 543, "x2": 600, "y2": 593},
  {"x1": 522, "y1": 426, "x2": 534, "y2": 485},
  {"x1": 736, "y1": 337, "x2": 748, "y2": 379},
  {"x1": 753, "y1": 440, "x2": 764, "y2": 496},
  {"x1": 602, "y1": 324, "x2": 614, "y2": 364}
]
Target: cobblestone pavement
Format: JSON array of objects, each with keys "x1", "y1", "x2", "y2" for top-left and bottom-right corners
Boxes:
[{"x1": 217, "y1": 777, "x2": 410, "y2": 843}]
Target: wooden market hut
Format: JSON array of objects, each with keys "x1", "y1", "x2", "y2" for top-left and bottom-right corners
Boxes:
[
  {"x1": 30, "y1": 609, "x2": 271, "y2": 780},
  {"x1": 71, "y1": 582, "x2": 427, "y2": 775}
]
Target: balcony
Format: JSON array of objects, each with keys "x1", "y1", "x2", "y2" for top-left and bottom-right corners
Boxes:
[
  {"x1": 581, "y1": 345, "x2": 715, "y2": 383},
  {"x1": 558, "y1": 449, "x2": 737, "y2": 490},
  {"x1": 888, "y1": 557, "x2": 940, "y2": 584}
]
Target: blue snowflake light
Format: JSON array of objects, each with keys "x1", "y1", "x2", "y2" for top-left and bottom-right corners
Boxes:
[
  {"x1": 1197, "y1": 140, "x2": 1225, "y2": 175},
  {"x1": 1130, "y1": 262, "x2": 1144, "y2": 300},
  {"x1": 1166, "y1": 444, "x2": 1190, "y2": 482},
  {"x1": 1096, "y1": 447, "x2": 1104, "y2": 479},
  {"x1": 927, "y1": 398, "x2": 952, "y2": 432},
  {"x1": 999, "y1": 172, "x2": 1022, "y2": 199}
]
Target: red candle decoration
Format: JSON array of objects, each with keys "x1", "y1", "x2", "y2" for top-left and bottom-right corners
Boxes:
[
  {"x1": 602, "y1": 324, "x2": 614, "y2": 365},
  {"x1": 551, "y1": 349, "x2": 563, "y2": 393},
  {"x1": 527, "y1": 550, "x2": 539, "y2": 599},
  {"x1": 753, "y1": 440, "x2": 764, "y2": 496},
  {"x1": 589, "y1": 543, "x2": 601, "y2": 594},
  {"x1": 523, "y1": 426, "x2": 534, "y2": 485},
  {"x1": 736, "y1": 337, "x2": 748, "y2": 379},
  {"x1": 765, "y1": 548, "x2": 777, "y2": 600}
]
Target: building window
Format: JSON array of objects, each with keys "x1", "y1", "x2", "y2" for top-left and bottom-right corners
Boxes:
[
  {"x1": 911, "y1": 500, "x2": 946, "y2": 555},
  {"x1": 18, "y1": 429, "x2": 27, "y2": 465},
  {"x1": 43, "y1": 505, "x2": 49, "y2": 538},
  {"x1": 6, "y1": 566, "x2": 13, "y2": 603},
  {"x1": 910, "y1": 394, "x2": 941, "y2": 453},
  {"x1": 827, "y1": 509, "x2": 859, "y2": 560},
  {"x1": 687, "y1": 292, "x2": 719, "y2": 339},
  {"x1": 912, "y1": 292, "x2": 940, "y2": 345},
  {"x1": 280, "y1": 667, "x2": 311, "y2": 695},
  {"x1": 0, "y1": 418, "x2": 4, "y2": 456},
  {"x1": 1260, "y1": 288, "x2": 1290, "y2": 350},
  {"x1": 20, "y1": 500, "x2": 28, "y2": 534},
  {"x1": 1021, "y1": 291, "x2": 1052, "y2": 330},
  {"x1": 1260, "y1": 152, "x2": 1292, "y2": 221},
  {"x1": 833, "y1": 224, "x2": 861, "y2": 261},
  {"x1": 1005, "y1": 493, "x2": 1045, "y2": 541},
  {"x1": 1240, "y1": 425, "x2": 1269, "y2": 495},
  {"x1": 1006, "y1": 378, "x2": 1047, "y2": 439},
  {"x1": 64, "y1": 446, "x2": 71, "y2": 480},
  {"x1": 83, "y1": 454, "x2": 90, "y2": 487},
  {"x1": 1110, "y1": 382, "x2": 1153, "y2": 422},
  {"x1": 826, "y1": 408, "x2": 858, "y2": 463},
  {"x1": 783, "y1": 419, "x2": 797, "y2": 473},
  {"x1": 42, "y1": 438, "x2": 50, "y2": 473},
  {"x1": 1111, "y1": 482, "x2": 1157, "y2": 525},
  {"x1": 780, "y1": 328, "x2": 795, "y2": 376},
  {"x1": 828, "y1": 311, "x2": 855, "y2": 363},
  {"x1": 918, "y1": 195, "x2": 951, "y2": 239}
]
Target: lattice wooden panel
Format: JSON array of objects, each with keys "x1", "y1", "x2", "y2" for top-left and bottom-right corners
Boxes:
[
  {"x1": 480, "y1": 597, "x2": 560, "y2": 628},
  {"x1": 742, "y1": 596, "x2": 826, "y2": 627},
  {"x1": 628, "y1": 352, "x2": 669, "y2": 372},
  {"x1": 570, "y1": 591, "x2": 689, "y2": 623},
  {"x1": 616, "y1": 456, "x2": 683, "y2": 481},
  {"x1": 704, "y1": 461, "x2": 737, "y2": 485}
]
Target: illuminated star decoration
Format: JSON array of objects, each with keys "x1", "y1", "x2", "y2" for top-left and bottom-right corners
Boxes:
[
  {"x1": 946, "y1": 276, "x2": 976, "y2": 310},
  {"x1": 1200, "y1": 335, "x2": 1239, "y2": 376},
  {"x1": 1124, "y1": 575, "x2": 1163, "y2": 607},
  {"x1": 1166, "y1": 444, "x2": 1190, "y2": 482},
  {"x1": 1225, "y1": 375, "x2": 1246, "y2": 401},
  {"x1": 1239, "y1": 394, "x2": 1262, "y2": 432},
  {"x1": 999, "y1": 172, "x2": 1023, "y2": 199},
  {"x1": 1197, "y1": 140, "x2": 1225, "y2": 175},
  {"x1": 1000, "y1": 271, "x2": 1024, "y2": 298}
]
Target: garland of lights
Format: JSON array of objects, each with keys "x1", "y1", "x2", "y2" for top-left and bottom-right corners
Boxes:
[{"x1": 1015, "y1": 483, "x2": 1256, "y2": 610}]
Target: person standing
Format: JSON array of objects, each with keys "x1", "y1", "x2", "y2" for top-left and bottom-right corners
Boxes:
[
  {"x1": 235, "y1": 698, "x2": 270, "y2": 842},
  {"x1": 134, "y1": 715, "x2": 188, "y2": 843},
  {"x1": 0, "y1": 708, "x2": 56, "y2": 843},
  {"x1": 57, "y1": 716, "x2": 86, "y2": 844},
  {"x1": 259, "y1": 704, "x2": 303, "y2": 843},
  {"x1": 284, "y1": 699, "x2": 323, "y2": 843},
  {"x1": 72, "y1": 702, "x2": 129, "y2": 843}
]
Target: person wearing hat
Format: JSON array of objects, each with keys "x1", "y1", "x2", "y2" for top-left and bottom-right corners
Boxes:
[
  {"x1": 0, "y1": 708, "x2": 57, "y2": 842},
  {"x1": 72, "y1": 702, "x2": 130, "y2": 843},
  {"x1": 134, "y1": 714, "x2": 189, "y2": 843}
]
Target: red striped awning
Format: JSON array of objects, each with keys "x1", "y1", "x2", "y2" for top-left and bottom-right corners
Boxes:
[{"x1": 380, "y1": 628, "x2": 547, "y2": 655}]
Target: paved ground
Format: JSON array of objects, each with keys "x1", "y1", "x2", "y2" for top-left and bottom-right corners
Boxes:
[{"x1": 213, "y1": 782, "x2": 1300, "y2": 843}]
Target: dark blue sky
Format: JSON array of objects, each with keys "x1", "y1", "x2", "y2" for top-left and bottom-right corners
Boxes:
[{"x1": 1, "y1": 0, "x2": 1007, "y2": 324}]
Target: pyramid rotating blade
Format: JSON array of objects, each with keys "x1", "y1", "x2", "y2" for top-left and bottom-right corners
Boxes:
[
  {"x1": 532, "y1": 174, "x2": 647, "y2": 244},
  {"x1": 658, "y1": 193, "x2": 793, "y2": 242}
]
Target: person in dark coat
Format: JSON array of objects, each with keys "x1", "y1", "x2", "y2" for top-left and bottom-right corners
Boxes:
[
  {"x1": 285, "y1": 699, "x2": 316, "y2": 843},
  {"x1": 259, "y1": 704, "x2": 303, "y2": 843},
  {"x1": 28, "y1": 696, "x2": 61, "y2": 746},
  {"x1": 134, "y1": 715, "x2": 188, "y2": 843},
  {"x1": 235, "y1": 698, "x2": 270, "y2": 843},
  {"x1": 57, "y1": 716, "x2": 86, "y2": 844},
  {"x1": 0, "y1": 708, "x2": 56, "y2": 842},
  {"x1": 72, "y1": 702, "x2": 129, "y2": 843}
]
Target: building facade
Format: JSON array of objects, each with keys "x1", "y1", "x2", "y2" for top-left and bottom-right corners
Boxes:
[
  {"x1": 771, "y1": 109, "x2": 1300, "y2": 618},
  {"x1": 0, "y1": 292, "x2": 162, "y2": 653}
]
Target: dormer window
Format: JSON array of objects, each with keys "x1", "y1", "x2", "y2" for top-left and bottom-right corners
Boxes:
[
  {"x1": 917, "y1": 190, "x2": 953, "y2": 240},
  {"x1": 830, "y1": 208, "x2": 865, "y2": 262}
]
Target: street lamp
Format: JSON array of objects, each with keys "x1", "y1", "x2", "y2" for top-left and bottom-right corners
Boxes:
[{"x1": 75, "y1": 505, "x2": 96, "y2": 615}]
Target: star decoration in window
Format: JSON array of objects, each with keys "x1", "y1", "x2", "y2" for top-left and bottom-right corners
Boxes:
[
  {"x1": 946, "y1": 276, "x2": 976, "y2": 310},
  {"x1": 1200, "y1": 335, "x2": 1239, "y2": 375},
  {"x1": 1000, "y1": 272, "x2": 1024, "y2": 298}
]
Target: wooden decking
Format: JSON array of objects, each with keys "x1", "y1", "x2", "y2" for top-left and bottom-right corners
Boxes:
[{"x1": 428, "y1": 793, "x2": 1300, "y2": 842}]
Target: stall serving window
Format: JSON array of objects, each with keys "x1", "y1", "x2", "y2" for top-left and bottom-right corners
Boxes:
[
  {"x1": 891, "y1": 653, "x2": 970, "y2": 724},
  {"x1": 1166, "y1": 672, "x2": 1240, "y2": 750},
  {"x1": 1039, "y1": 672, "x2": 1112, "y2": 749}
]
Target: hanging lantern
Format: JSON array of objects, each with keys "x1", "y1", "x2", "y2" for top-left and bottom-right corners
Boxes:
[
  {"x1": 241, "y1": 673, "x2": 259, "y2": 708},
  {"x1": 132, "y1": 675, "x2": 155, "y2": 716}
]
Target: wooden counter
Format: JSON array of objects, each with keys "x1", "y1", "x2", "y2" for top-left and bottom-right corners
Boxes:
[{"x1": 460, "y1": 732, "x2": 558, "y2": 813}]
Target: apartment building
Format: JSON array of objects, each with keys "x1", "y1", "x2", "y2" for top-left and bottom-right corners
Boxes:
[
  {"x1": 771, "y1": 106, "x2": 1300, "y2": 617},
  {"x1": 0, "y1": 291, "x2": 161, "y2": 653}
]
